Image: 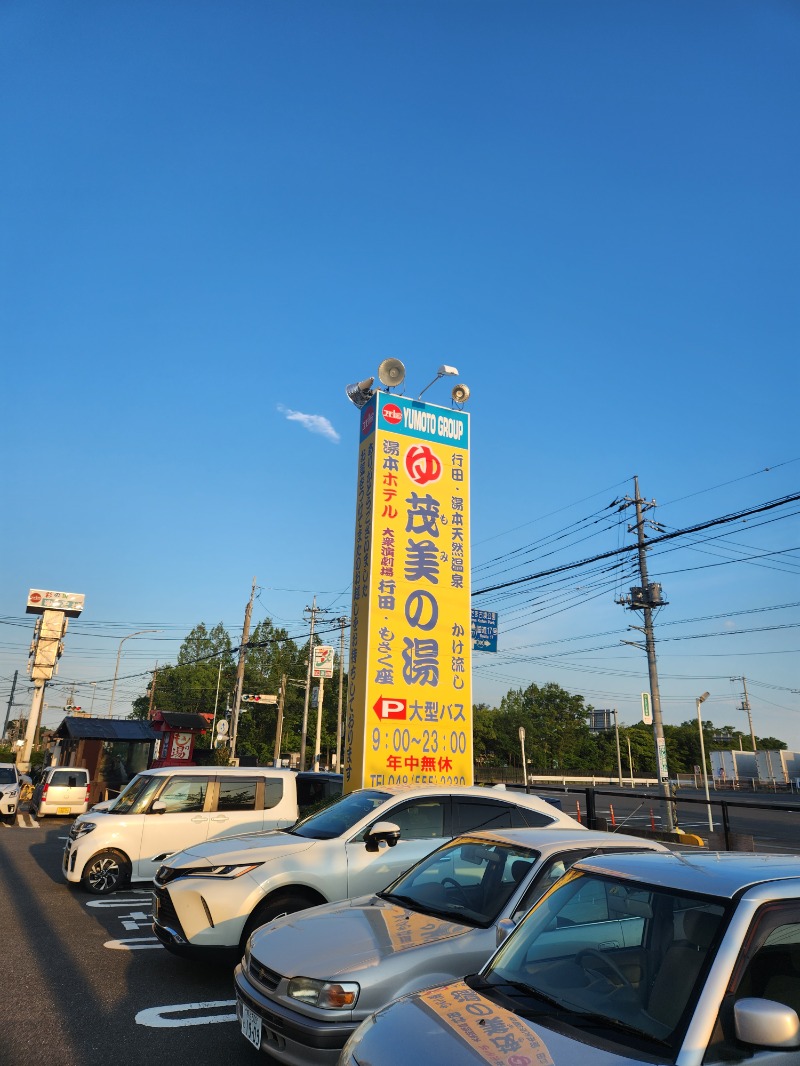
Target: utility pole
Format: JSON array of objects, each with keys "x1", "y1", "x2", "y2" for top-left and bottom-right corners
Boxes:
[
  {"x1": 313, "y1": 675, "x2": 325, "y2": 771},
  {"x1": 229, "y1": 576, "x2": 257, "y2": 764},
  {"x1": 299, "y1": 597, "x2": 317, "y2": 772},
  {"x1": 617, "y1": 476, "x2": 674, "y2": 829},
  {"x1": 732, "y1": 676, "x2": 757, "y2": 751},
  {"x1": 148, "y1": 662, "x2": 159, "y2": 719},
  {"x1": 335, "y1": 616, "x2": 347, "y2": 772},
  {"x1": 2, "y1": 670, "x2": 18, "y2": 740},
  {"x1": 613, "y1": 709, "x2": 623, "y2": 788},
  {"x1": 298, "y1": 599, "x2": 333, "y2": 770},
  {"x1": 273, "y1": 674, "x2": 287, "y2": 767}
]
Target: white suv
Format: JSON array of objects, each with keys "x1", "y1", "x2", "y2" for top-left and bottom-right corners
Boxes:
[
  {"x1": 153, "y1": 784, "x2": 583, "y2": 962},
  {"x1": 0, "y1": 764, "x2": 22, "y2": 824}
]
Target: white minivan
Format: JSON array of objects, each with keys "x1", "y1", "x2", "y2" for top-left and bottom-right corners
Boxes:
[{"x1": 62, "y1": 766, "x2": 341, "y2": 895}]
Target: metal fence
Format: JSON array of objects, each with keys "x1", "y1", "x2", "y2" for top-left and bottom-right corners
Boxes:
[{"x1": 493, "y1": 780, "x2": 800, "y2": 855}]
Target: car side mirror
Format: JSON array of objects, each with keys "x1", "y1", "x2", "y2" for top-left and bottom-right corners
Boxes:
[
  {"x1": 364, "y1": 820, "x2": 401, "y2": 852},
  {"x1": 735, "y1": 998, "x2": 800, "y2": 1048},
  {"x1": 150, "y1": 800, "x2": 167, "y2": 815},
  {"x1": 496, "y1": 918, "x2": 516, "y2": 947}
]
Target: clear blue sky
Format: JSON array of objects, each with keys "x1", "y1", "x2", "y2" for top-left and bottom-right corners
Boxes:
[{"x1": 2, "y1": 1, "x2": 799, "y2": 748}]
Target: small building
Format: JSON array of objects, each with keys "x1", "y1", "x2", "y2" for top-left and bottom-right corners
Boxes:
[
  {"x1": 149, "y1": 710, "x2": 213, "y2": 768},
  {"x1": 52, "y1": 716, "x2": 158, "y2": 804}
]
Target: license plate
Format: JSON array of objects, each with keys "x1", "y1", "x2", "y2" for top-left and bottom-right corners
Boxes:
[
  {"x1": 57, "y1": 807, "x2": 71, "y2": 815},
  {"x1": 241, "y1": 1002, "x2": 261, "y2": 1050}
]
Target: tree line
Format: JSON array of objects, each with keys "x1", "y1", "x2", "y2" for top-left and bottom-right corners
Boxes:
[
  {"x1": 130, "y1": 620, "x2": 345, "y2": 766},
  {"x1": 129, "y1": 622, "x2": 786, "y2": 774}
]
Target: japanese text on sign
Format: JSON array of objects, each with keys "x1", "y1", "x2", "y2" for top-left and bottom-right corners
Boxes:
[{"x1": 345, "y1": 392, "x2": 473, "y2": 792}]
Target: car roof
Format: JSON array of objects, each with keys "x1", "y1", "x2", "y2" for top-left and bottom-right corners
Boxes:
[
  {"x1": 572, "y1": 849, "x2": 800, "y2": 898},
  {"x1": 0, "y1": 763, "x2": 18, "y2": 770},
  {"x1": 457, "y1": 827, "x2": 669, "y2": 853},
  {"x1": 367, "y1": 784, "x2": 572, "y2": 809},
  {"x1": 137, "y1": 765, "x2": 298, "y2": 776}
]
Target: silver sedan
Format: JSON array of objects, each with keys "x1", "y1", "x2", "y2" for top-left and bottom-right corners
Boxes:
[{"x1": 234, "y1": 827, "x2": 668, "y2": 1065}]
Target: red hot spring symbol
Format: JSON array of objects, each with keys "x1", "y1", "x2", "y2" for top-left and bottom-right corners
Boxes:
[
  {"x1": 383, "y1": 403, "x2": 402, "y2": 425},
  {"x1": 405, "y1": 444, "x2": 442, "y2": 485}
]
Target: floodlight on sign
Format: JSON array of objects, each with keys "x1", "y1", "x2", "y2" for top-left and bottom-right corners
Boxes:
[
  {"x1": 418, "y1": 364, "x2": 460, "y2": 400},
  {"x1": 451, "y1": 383, "x2": 470, "y2": 406},
  {"x1": 345, "y1": 376, "x2": 376, "y2": 409}
]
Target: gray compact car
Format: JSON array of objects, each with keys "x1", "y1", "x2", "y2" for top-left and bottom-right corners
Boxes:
[
  {"x1": 339, "y1": 850, "x2": 800, "y2": 1066},
  {"x1": 234, "y1": 828, "x2": 668, "y2": 1064}
]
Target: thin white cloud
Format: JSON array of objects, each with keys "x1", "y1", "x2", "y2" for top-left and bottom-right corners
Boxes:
[{"x1": 278, "y1": 405, "x2": 340, "y2": 443}]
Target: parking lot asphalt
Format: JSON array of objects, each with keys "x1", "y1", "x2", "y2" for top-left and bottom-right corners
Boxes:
[{"x1": 1, "y1": 814, "x2": 269, "y2": 1066}]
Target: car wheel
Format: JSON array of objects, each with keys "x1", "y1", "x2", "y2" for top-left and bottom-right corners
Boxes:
[
  {"x1": 80, "y1": 850, "x2": 131, "y2": 895},
  {"x1": 3, "y1": 813, "x2": 15, "y2": 825},
  {"x1": 241, "y1": 891, "x2": 320, "y2": 947}
]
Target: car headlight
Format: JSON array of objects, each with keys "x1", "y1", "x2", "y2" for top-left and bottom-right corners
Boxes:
[
  {"x1": 287, "y1": 977, "x2": 359, "y2": 1009},
  {"x1": 70, "y1": 822, "x2": 96, "y2": 839},
  {"x1": 158, "y1": 863, "x2": 263, "y2": 881}
]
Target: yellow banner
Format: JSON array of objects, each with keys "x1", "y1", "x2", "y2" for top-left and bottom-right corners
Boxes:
[
  {"x1": 345, "y1": 393, "x2": 472, "y2": 792},
  {"x1": 419, "y1": 982, "x2": 554, "y2": 1066},
  {"x1": 378, "y1": 907, "x2": 465, "y2": 953}
]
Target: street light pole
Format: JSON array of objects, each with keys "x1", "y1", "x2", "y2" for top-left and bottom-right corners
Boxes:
[
  {"x1": 696, "y1": 691, "x2": 714, "y2": 833},
  {"x1": 108, "y1": 630, "x2": 161, "y2": 717}
]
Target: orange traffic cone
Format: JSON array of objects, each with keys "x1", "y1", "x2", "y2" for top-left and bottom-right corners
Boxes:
[
  {"x1": 576, "y1": 799, "x2": 582, "y2": 824},
  {"x1": 609, "y1": 804, "x2": 616, "y2": 826}
]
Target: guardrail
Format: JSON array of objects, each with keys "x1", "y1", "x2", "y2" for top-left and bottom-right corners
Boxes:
[{"x1": 499, "y1": 781, "x2": 800, "y2": 853}]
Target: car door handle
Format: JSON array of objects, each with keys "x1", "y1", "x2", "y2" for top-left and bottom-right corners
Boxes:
[
  {"x1": 191, "y1": 816, "x2": 208, "y2": 823},
  {"x1": 210, "y1": 815, "x2": 228, "y2": 822}
]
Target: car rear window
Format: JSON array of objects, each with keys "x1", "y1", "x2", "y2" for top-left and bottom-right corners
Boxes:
[
  {"x1": 50, "y1": 771, "x2": 87, "y2": 787},
  {"x1": 296, "y1": 775, "x2": 341, "y2": 810},
  {"x1": 0, "y1": 768, "x2": 17, "y2": 784}
]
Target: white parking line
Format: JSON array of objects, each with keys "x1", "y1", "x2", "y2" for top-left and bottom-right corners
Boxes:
[
  {"x1": 87, "y1": 897, "x2": 152, "y2": 908},
  {"x1": 104, "y1": 937, "x2": 163, "y2": 951},
  {"x1": 135, "y1": 1000, "x2": 237, "y2": 1027}
]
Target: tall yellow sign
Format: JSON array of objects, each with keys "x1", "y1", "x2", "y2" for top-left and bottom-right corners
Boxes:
[{"x1": 344, "y1": 391, "x2": 472, "y2": 792}]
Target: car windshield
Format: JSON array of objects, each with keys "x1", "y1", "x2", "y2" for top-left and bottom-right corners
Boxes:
[
  {"x1": 290, "y1": 789, "x2": 391, "y2": 840},
  {"x1": 108, "y1": 774, "x2": 163, "y2": 815},
  {"x1": 0, "y1": 768, "x2": 17, "y2": 784},
  {"x1": 483, "y1": 869, "x2": 727, "y2": 1051},
  {"x1": 383, "y1": 839, "x2": 540, "y2": 926}
]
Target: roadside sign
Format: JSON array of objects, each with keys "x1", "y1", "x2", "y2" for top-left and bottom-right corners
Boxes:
[
  {"x1": 241, "y1": 694, "x2": 278, "y2": 704},
  {"x1": 641, "y1": 692, "x2": 652, "y2": 724},
  {"x1": 657, "y1": 736, "x2": 669, "y2": 779},
  {"x1": 312, "y1": 645, "x2": 335, "y2": 678},
  {"x1": 471, "y1": 609, "x2": 498, "y2": 653},
  {"x1": 216, "y1": 720, "x2": 229, "y2": 735}
]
